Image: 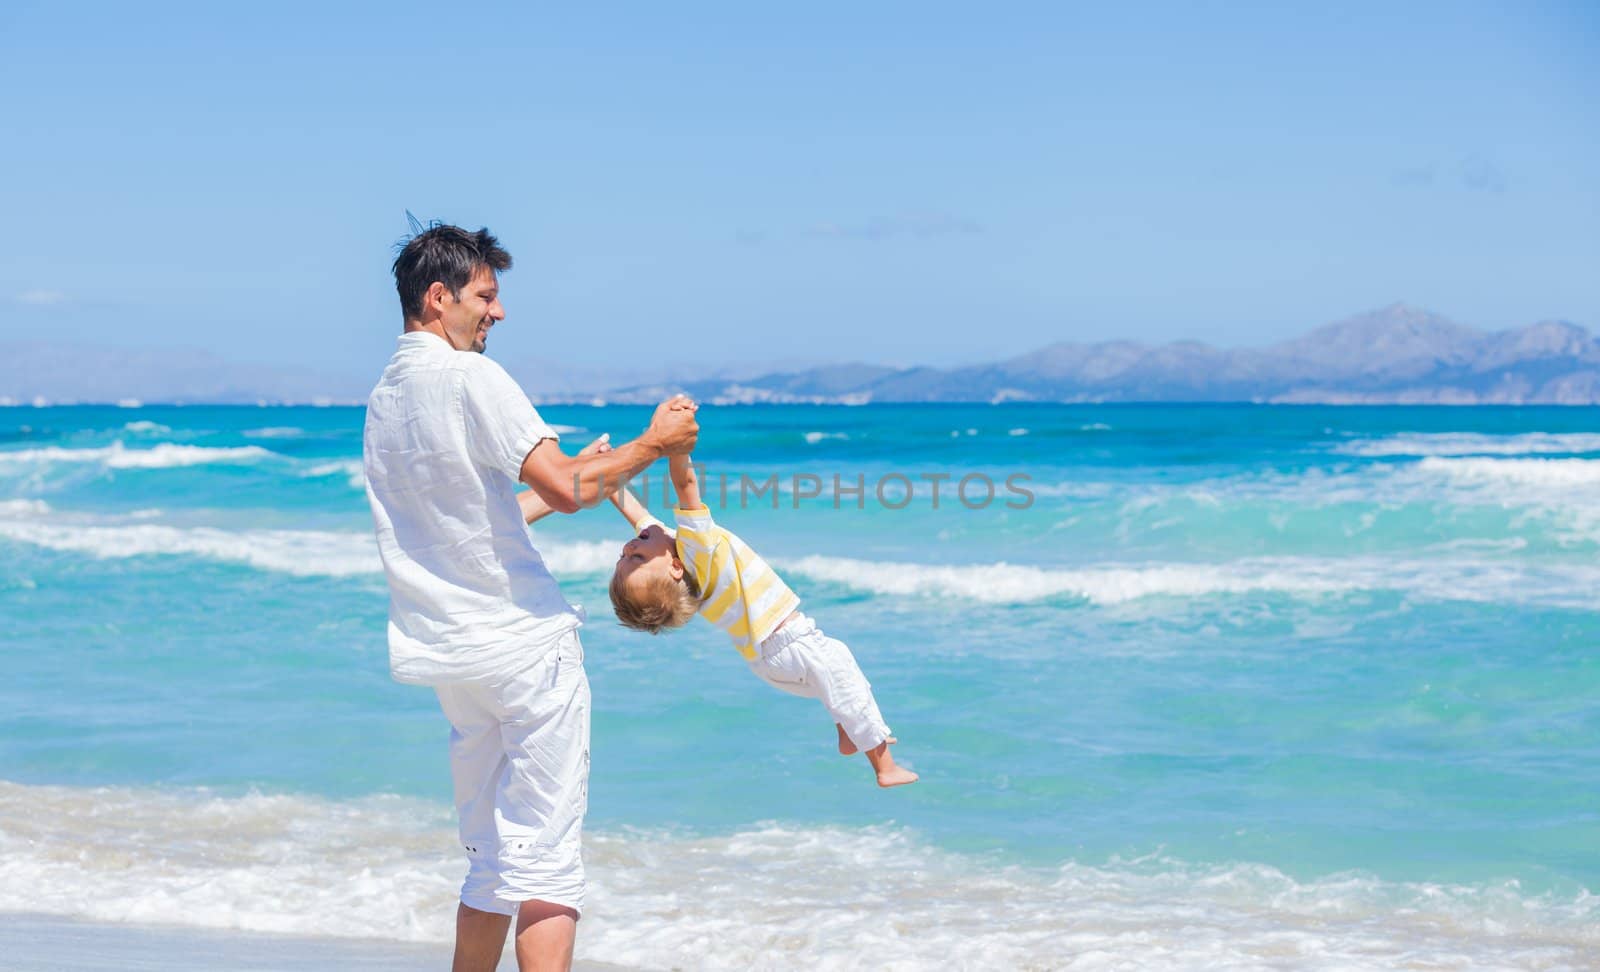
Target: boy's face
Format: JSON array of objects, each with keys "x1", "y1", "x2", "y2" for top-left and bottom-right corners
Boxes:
[{"x1": 614, "y1": 522, "x2": 681, "y2": 589}]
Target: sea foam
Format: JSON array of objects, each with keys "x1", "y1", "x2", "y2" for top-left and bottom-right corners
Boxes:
[
  {"x1": 300, "y1": 459, "x2": 366, "y2": 489},
  {"x1": 1335, "y1": 432, "x2": 1600, "y2": 457},
  {"x1": 0, "y1": 508, "x2": 622, "y2": 582},
  {"x1": 0, "y1": 499, "x2": 50, "y2": 516},
  {"x1": 0, "y1": 519, "x2": 383, "y2": 577},
  {"x1": 0, "y1": 441, "x2": 274, "y2": 469},
  {"x1": 1417, "y1": 456, "x2": 1600, "y2": 488},
  {"x1": 804, "y1": 431, "x2": 848, "y2": 444},
  {"x1": 781, "y1": 553, "x2": 1600, "y2": 609},
  {"x1": 0, "y1": 780, "x2": 1591, "y2": 970}
]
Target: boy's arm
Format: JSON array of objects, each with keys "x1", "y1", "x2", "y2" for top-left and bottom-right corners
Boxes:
[
  {"x1": 525, "y1": 484, "x2": 653, "y2": 529},
  {"x1": 609, "y1": 486, "x2": 659, "y2": 530},
  {"x1": 518, "y1": 489, "x2": 559, "y2": 525},
  {"x1": 669, "y1": 453, "x2": 703, "y2": 510}
]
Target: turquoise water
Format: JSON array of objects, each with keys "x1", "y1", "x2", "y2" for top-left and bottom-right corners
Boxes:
[{"x1": 2, "y1": 404, "x2": 1598, "y2": 967}]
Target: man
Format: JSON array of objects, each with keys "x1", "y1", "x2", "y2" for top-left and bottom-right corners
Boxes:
[{"x1": 363, "y1": 223, "x2": 697, "y2": 972}]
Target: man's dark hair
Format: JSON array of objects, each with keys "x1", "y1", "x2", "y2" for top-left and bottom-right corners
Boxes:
[{"x1": 392, "y1": 221, "x2": 512, "y2": 320}]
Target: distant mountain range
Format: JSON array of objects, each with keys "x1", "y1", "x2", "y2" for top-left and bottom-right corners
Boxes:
[
  {"x1": 554, "y1": 303, "x2": 1600, "y2": 406},
  {"x1": 5, "y1": 304, "x2": 1599, "y2": 406}
]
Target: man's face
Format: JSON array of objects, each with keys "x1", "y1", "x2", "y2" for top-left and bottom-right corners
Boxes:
[{"x1": 440, "y1": 266, "x2": 504, "y2": 353}]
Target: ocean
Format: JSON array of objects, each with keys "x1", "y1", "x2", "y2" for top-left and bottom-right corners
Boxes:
[{"x1": 1, "y1": 403, "x2": 1597, "y2": 970}]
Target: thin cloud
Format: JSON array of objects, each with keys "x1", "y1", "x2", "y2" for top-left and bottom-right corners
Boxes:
[
  {"x1": 1390, "y1": 157, "x2": 1508, "y2": 194},
  {"x1": 803, "y1": 211, "x2": 983, "y2": 241},
  {"x1": 1390, "y1": 164, "x2": 1437, "y2": 188},
  {"x1": 15, "y1": 289, "x2": 68, "y2": 306},
  {"x1": 1459, "y1": 155, "x2": 1507, "y2": 193}
]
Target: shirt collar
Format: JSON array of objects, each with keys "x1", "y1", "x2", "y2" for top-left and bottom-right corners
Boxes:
[{"x1": 398, "y1": 330, "x2": 453, "y2": 351}]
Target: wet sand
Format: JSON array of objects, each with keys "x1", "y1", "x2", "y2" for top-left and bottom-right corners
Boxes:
[{"x1": 0, "y1": 913, "x2": 629, "y2": 971}]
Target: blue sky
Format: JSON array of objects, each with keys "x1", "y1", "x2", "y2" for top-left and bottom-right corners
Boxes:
[{"x1": 2, "y1": 1, "x2": 1596, "y2": 379}]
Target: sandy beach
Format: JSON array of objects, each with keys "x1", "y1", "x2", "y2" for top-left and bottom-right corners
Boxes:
[{"x1": 0, "y1": 914, "x2": 628, "y2": 972}]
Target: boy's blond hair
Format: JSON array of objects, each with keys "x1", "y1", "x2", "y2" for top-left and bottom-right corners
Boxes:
[{"x1": 610, "y1": 565, "x2": 702, "y2": 634}]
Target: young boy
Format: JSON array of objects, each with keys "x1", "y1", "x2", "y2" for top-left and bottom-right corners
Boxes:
[{"x1": 521, "y1": 436, "x2": 917, "y2": 788}]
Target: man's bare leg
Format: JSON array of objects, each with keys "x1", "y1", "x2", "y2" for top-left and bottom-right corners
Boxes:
[
  {"x1": 454, "y1": 903, "x2": 512, "y2": 972},
  {"x1": 514, "y1": 898, "x2": 579, "y2": 972}
]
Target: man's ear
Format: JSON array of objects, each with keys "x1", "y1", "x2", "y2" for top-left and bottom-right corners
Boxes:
[
  {"x1": 425, "y1": 281, "x2": 449, "y2": 313},
  {"x1": 669, "y1": 558, "x2": 684, "y2": 581}
]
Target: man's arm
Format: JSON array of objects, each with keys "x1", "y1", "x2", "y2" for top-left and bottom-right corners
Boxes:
[
  {"x1": 518, "y1": 396, "x2": 698, "y2": 514},
  {"x1": 518, "y1": 433, "x2": 619, "y2": 524},
  {"x1": 669, "y1": 453, "x2": 703, "y2": 510}
]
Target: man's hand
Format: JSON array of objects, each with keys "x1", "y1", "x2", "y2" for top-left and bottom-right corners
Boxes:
[
  {"x1": 644, "y1": 394, "x2": 699, "y2": 456},
  {"x1": 579, "y1": 433, "x2": 613, "y2": 457}
]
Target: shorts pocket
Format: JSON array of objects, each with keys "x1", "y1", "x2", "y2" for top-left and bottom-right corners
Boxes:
[{"x1": 754, "y1": 644, "x2": 810, "y2": 687}]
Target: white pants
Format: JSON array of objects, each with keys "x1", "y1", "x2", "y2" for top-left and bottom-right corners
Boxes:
[
  {"x1": 751, "y1": 613, "x2": 892, "y2": 752},
  {"x1": 434, "y1": 630, "x2": 590, "y2": 917}
]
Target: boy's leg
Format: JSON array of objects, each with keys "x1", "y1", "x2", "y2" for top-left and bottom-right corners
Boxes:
[
  {"x1": 837, "y1": 722, "x2": 901, "y2": 757},
  {"x1": 790, "y1": 624, "x2": 918, "y2": 786},
  {"x1": 804, "y1": 634, "x2": 893, "y2": 754}
]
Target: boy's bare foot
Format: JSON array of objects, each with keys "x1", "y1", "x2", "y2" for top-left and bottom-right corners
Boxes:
[
  {"x1": 864, "y1": 739, "x2": 918, "y2": 788},
  {"x1": 876, "y1": 766, "x2": 920, "y2": 788}
]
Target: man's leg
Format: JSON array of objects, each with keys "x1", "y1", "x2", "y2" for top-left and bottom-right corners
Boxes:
[
  {"x1": 514, "y1": 899, "x2": 579, "y2": 972},
  {"x1": 495, "y1": 634, "x2": 591, "y2": 971},
  {"x1": 454, "y1": 903, "x2": 512, "y2": 972},
  {"x1": 437, "y1": 682, "x2": 518, "y2": 970}
]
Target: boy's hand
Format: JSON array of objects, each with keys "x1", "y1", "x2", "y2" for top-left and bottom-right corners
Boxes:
[
  {"x1": 644, "y1": 395, "x2": 699, "y2": 456},
  {"x1": 579, "y1": 433, "x2": 612, "y2": 456}
]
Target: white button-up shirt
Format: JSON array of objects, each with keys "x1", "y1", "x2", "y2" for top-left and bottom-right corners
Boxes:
[{"x1": 364, "y1": 331, "x2": 581, "y2": 685}]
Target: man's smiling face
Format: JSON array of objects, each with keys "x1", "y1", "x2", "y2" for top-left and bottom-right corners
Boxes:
[{"x1": 440, "y1": 266, "x2": 504, "y2": 352}]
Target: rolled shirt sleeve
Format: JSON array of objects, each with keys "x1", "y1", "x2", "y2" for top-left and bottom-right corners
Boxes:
[{"x1": 461, "y1": 356, "x2": 560, "y2": 478}]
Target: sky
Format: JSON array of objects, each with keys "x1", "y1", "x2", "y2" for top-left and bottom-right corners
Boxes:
[{"x1": 1, "y1": 1, "x2": 1596, "y2": 381}]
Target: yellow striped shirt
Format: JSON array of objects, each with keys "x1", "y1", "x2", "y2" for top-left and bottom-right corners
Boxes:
[{"x1": 673, "y1": 506, "x2": 801, "y2": 661}]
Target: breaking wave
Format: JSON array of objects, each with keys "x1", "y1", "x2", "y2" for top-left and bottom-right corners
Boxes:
[
  {"x1": 1334, "y1": 432, "x2": 1600, "y2": 457},
  {"x1": 1416, "y1": 456, "x2": 1600, "y2": 488},
  {"x1": 782, "y1": 553, "x2": 1600, "y2": 608},
  {"x1": 0, "y1": 442, "x2": 273, "y2": 469}
]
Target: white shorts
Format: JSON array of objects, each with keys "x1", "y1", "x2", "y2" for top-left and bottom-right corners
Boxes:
[
  {"x1": 433, "y1": 629, "x2": 590, "y2": 917},
  {"x1": 751, "y1": 612, "x2": 892, "y2": 752}
]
